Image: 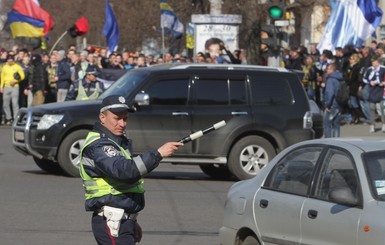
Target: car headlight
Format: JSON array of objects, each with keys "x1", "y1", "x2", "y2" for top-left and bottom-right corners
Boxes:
[{"x1": 37, "y1": 114, "x2": 64, "y2": 130}]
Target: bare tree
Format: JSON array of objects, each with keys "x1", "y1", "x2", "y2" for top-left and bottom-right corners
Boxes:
[{"x1": 0, "y1": 0, "x2": 330, "y2": 63}]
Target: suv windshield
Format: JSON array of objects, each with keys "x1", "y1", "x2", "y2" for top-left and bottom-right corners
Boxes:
[
  {"x1": 363, "y1": 151, "x2": 385, "y2": 201},
  {"x1": 99, "y1": 71, "x2": 148, "y2": 99}
]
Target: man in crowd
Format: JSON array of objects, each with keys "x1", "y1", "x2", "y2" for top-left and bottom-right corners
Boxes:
[
  {"x1": 55, "y1": 50, "x2": 72, "y2": 102},
  {"x1": 323, "y1": 63, "x2": 343, "y2": 138},
  {"x1": 27, "y1": 54, "x2": 48, "y2": 106},
  {"x1": 0, "y1": 54, "x2": 25, "y2": 125},
  {"x1": 361, "y1": 55, "x2": 385, "y2": 133}
]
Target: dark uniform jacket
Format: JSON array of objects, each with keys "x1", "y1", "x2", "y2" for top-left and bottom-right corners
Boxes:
[
  {"x1": 82, "y1": 122, "x2": 163, "y2": 213},
  {"x1": 65, "y1": 78, "x2": 105, "y2": 101}
]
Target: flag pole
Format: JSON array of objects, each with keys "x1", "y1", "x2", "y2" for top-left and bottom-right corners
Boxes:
[
  {"x1": 49, "y1": 30, "x2": 68, "y2": 55},
  {"x1": 161, "y1": 26, "x2": 165, "y2": 61}
]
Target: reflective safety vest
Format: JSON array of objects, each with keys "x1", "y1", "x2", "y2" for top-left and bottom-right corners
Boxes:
[
  {"x1": 79, "y1": 132, "x2": 145, "y2": 200},
  {"x1": 76, "y1": 81, "x2": 101, "y2": 100}
]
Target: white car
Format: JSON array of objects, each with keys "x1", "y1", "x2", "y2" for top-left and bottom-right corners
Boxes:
[{"x1": 220, "y1": 138, "x2": 385, "y2": 245}]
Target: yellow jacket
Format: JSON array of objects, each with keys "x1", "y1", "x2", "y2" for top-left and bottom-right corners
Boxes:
[{"x1": 0, "y1": 63, "x2": 25, "y2": 88}]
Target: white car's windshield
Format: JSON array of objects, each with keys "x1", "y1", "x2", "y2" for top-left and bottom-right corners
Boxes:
[{"x1": 364, "y1": 151, "x2": 385, "y2": 201}]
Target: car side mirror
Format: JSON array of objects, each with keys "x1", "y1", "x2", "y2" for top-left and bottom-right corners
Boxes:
[
  {"x1": 134, "y1": 92, "x2": 150, "y2": 106},
  {"x1": 328, "y1": 187, "x2": 358, "y2": 206}
]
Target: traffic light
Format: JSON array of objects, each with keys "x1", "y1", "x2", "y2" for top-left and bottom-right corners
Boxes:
[
  {"x1": 267, "y1": 0, "x2": 285, "y2": 21},
  {"x1": 261, "y1": 24, "x2": 280, "y2": 56}
]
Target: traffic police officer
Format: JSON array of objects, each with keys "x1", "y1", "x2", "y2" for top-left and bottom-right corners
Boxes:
[
  {"x1": 66, "y1": 66, "x2": 105, "y2": 101},
  {"x1": 79, "y1": 95, "x2": 183, "y2": 244}
]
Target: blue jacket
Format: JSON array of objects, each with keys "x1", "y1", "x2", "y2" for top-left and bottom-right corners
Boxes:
[
  {"x1": 56, "y1": 60, "x2": 71, "y2": 89},
  {"x1": 324, "y1": 71, "x2": 343, "y2": 110},
  {"x1": 82, "y1": 122, "x2": 163, "y2": 213}
]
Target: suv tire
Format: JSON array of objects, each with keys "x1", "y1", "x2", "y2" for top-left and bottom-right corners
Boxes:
[
  {"x1": 33, "y1": 157, "x2": 63, "y2": 175},
  {"x1": 199, "y1": 164, "x2": 232, "y2": 179},
  {"x1": 228, "y1": 136, "x2": 275, "y2": 180},
  {"x1": 57, "y1": 130, "x2": 89, "y2": 177}
]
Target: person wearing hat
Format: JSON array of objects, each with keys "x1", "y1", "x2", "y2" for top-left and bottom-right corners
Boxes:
[
  {"x1": 65, "y1": 66, "x2": 105, "y2": 101},
  {"x1": 79, "y1": 95, "x2": 183, "y2": 244},
  {"x1": 26, "y1": 54, "x2": 48, "y2": 106},
  {"x1": 0, "y1": 53, "x2": 25, "y2": 125}
]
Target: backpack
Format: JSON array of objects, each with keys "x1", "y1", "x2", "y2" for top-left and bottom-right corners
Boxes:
[{"x1": 335, "y1": 80, "x2": 350, "y2": 107}]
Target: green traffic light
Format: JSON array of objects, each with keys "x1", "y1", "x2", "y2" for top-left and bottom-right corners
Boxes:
[{"x1": 268, "y1": 5, "x2": 283, "y2": 19}]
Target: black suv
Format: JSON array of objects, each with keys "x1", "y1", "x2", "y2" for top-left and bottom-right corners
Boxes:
[{"x1": 12, "y1": 64, "x2": 321, "y2": 180}]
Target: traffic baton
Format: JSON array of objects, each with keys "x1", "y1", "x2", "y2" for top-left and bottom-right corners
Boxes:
[{"x1": 178, "y1": 120, "x2": 226, "y2": 144}]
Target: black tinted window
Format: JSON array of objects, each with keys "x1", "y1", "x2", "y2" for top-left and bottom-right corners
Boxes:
[
  {"x1": 147, "y1": 79, "x2": 189, "y2": 105},
  {"x1": 194, "y1": 79, "x2": 228, "y2": 105},
  {"x1": 230, "y1": 80, "x2": 247, "y2": 105},
  {"x1": 250, "y1": 76, "x2": 293, "y2": 105}
]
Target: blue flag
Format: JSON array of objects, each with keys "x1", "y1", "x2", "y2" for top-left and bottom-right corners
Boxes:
[
  {"x1": 318, "y1": 0, "x2": 383, "y2": 53},
  {"x1": 160, "y1": 0, "x2": 184, "y2": 39},
  {"x1": 102, "y1": 0, "x2": 119, "y2": 53}
]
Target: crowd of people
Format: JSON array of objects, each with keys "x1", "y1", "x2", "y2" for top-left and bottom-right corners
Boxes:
[
  {"x1": 0, "y1": 42, "x2": 248, "y2": 125},
  {"x1": 1, "y1": 40, "x2": 385, "y2": 135},
  {"x1": 281, "y1": 39, "x2": 385, "y2": 136}
]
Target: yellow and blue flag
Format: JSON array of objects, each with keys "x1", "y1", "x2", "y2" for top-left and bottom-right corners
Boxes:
[
  {"x1": 186, "y1": 23, "x2": 194, "y2": 49},
  {"x1": 7, "y1": 10, "x2": 44, "y2": 38},
  {"x1": 13, "y1": 0, "x2": 54, "y2": 36}
]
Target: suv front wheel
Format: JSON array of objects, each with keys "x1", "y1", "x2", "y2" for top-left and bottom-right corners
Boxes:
[
  {"x1": 228, "y1": 136, "x2": 275, "y2": 180},
  {"x1": 57, "y1": 129, "x2": 89, "y2": 177},
  {"x1": 33, "y1": 157, "x2": 64, "y2": 175}
]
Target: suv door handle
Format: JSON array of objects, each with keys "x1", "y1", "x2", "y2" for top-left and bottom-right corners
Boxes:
[
  {"x1": 232, "y1": 111, "x2": 248, "y2": 115},
  {"x1": 172, "y1": 112, "x2": 189, "y2": 116}
]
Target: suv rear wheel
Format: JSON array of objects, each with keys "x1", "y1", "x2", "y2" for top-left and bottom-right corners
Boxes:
[
  {"x1": 199, "y1": 164, "x2": 232, "y2": 179},
  {"x1": 228, "y1": 136, "x2": 275, "y2": 180},
  {"x1": 57, "y1": 130, "x2": 89, "y2": 177}
]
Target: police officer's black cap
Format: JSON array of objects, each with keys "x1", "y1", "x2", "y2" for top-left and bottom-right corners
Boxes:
[
  {"x1": 85, "y1": 66, "x2": 99, "y2": 76},
  {"x1": 100, "y1": 95, "x2": 134, "y2": 113}
]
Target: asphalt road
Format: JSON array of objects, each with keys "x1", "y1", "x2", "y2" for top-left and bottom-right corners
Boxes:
[
  {"x1": 0, "y1": 126, "x2": 234, "y2": 245},
  {"x1": 0, "y1": 123, "x2": 379, "y2": 245}
]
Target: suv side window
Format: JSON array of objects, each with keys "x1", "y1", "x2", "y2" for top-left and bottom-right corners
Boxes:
[
  {"x1": 264, "y1": 147, "x2": 322, "y2": 196},
  {"x1": 194, "y1": 79, "x2": 228, "y2": 105},
  {"x1": 250, "y1": 75, "x2": 293, "y2": 105},
  {"x1": 193, "y1": 79, "x2": 247, "y2": 105},
  {"x1": 230, "y1": 79, "x2": 247, "y2": 105},
  {"x1": 146, "y1": 79, "x2": 189, "y2": 105}
]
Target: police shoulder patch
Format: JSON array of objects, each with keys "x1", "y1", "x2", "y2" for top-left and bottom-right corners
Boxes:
[{"x1": 103, "y1": 145, "x2": 118, "y2": 157}]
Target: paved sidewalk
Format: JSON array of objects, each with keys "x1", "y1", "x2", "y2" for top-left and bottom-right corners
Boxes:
[{"x1": 341, "y1": 122, "x2": 385, "y2": 138}]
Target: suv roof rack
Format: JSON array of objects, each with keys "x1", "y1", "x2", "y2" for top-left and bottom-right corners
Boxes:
[{"x1": 169, "y1": 63, "x2": 288, "y2": 72}]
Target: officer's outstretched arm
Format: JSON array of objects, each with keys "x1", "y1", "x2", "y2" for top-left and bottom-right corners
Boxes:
[{"x1": 157, "y1": 142, "x2": 183, "y2": 158}]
